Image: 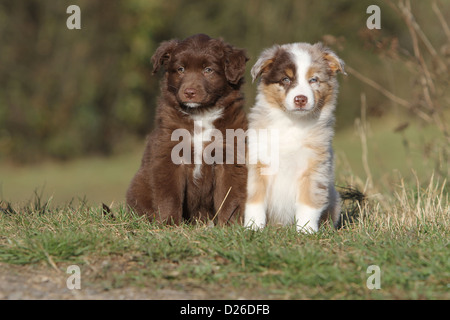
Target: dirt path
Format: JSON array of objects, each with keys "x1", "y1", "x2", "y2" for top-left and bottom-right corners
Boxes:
[{"x1": 0, "y1": 262, "x2": 213, "y2": 300}]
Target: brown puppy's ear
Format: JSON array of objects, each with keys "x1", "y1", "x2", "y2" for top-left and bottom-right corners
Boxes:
[
  {"x1": 151, "y1": 40, "x2": 179, "y2": 74},
  {"x1": 224, "y1": 46, "x2": 249, "y2": 85},
  {"x1": 317, "y1": 43, "x2": 346, "y2": 76},
  {"x1": 250, "y1": 45, "x2": 281, "y2": 82}
]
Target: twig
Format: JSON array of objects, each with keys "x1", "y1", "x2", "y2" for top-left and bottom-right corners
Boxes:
[
  {"x1": 355, "y1": 93, "x2": 373, "y2": 192},
  {"x1": 432, "y1": 0, "x2": 450, "y2": 43},
  {"x1": 41, "y1": 247, "x2": 61, "y2": 273},
  {"x1": 387, "y1": 0, "x2": 450, "y2": 143},
  {"x1": 345, "y1": 65, "x2": 433, "y2": 123},
  {"x1": 211, "y1": 186, "x2": 232, "y2": 223},
  {"x1": 410, "y1": 10, "x2": 448, "y2": 72},
  {"x1": 398, "y1": 0, "x2": 436, "y2": 95}
]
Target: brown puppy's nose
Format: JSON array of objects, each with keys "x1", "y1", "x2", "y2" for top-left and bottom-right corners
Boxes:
[
  {"x1": 184, "y1": 88, "x2": 197, "y2": 99},
  {"x1": 294, "y1": 95, "x2": 308, "y2": 108}
]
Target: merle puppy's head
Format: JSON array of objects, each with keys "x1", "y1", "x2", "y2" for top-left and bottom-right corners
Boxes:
[
  {"x1": 151, "y1": 34, "x2": 248, "y2": 111},
  {"x1": 251, "y1": 42, "x2": 345, "y2": 117}
]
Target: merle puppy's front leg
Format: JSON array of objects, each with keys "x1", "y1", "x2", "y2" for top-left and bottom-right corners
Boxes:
[
  {"x1": 295, "y1": 203, "x2": 324, "y2": 233},
  {"x1": 295, "y1": 172, "x2": 330, "y2": 233},
  {"x1": 243, "y1": 164, "x2": 268, "y2": 230}
]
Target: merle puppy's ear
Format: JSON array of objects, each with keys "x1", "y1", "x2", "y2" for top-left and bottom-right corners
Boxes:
[
  {"x1": 151, "y1": 40, "x2": 179, "y2": 74},
  {"x1": 317, "y1": 43, "x2": 346, "y2": 76},
  {"x1": 224, "y1": 46, "x2": 249, "y2": 85},
  {"x1": 250, "y1": 45, "x2": 281, "y2": 82}
]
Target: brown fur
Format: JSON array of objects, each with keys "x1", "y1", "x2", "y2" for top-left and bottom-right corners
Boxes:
[{"x1": 126, "y1": 34, "x2": 249, "y2": 225}]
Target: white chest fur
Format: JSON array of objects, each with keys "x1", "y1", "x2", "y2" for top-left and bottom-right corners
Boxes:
[
  {"x1": 190, "y1": 107, "x2": 223, "y2": 180},
  {"x1": 266, "y1": 122, "x2": 316, "y2": 224}
]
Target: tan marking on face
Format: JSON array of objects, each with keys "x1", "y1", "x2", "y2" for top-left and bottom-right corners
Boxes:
[
  {"x1": 305, "y1": 64, "x2": 336, "y2": 111},
  {"x1": 261, "y1": 83, "x2": 286, "y2": 111},
  {"x1": 321, "y1": 82, "x2": 335, "y2": 106},
  {"x1": 285, "y1": 68, "x2": 294, "y2": 78},
  {"x1": 306, "y1": 66, "x2": 319, "y2": 82}
]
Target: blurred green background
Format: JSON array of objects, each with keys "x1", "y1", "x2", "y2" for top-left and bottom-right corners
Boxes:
[{"x1": 0, "y1": 0, "x2": 448, "y2": 206}]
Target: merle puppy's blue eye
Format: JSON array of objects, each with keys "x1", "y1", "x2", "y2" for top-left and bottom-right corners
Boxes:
[
  {"x1": 282, "y1": 77, "x2": 291, "y2": 84},
  {"x1": 309, "y1": 77, "x2": 318, "y2": 83}
]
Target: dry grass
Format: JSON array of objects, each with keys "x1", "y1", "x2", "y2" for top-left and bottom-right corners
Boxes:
[{"x1": 355, "y1": 174, "x2": 449, "y2": 232}]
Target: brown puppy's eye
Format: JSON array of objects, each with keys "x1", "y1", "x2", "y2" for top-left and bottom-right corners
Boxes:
[
  {"x1": 203, "y1": 67, "x2": 213, "y2": 75},
  {"x1": 282, "y1": 77, "x2": 291, "y2": 85},
  {"x1": 177, "y1": 67, "x2": 185, "y2": 74}
]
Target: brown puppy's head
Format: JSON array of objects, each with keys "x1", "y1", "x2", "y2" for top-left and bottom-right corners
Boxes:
[{"x1": 151, "y1": 34, "x2": 248, "y2": 110}]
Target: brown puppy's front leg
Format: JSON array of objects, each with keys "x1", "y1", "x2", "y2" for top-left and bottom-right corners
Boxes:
[
  {"x1": 126, "y1": 167, "x2": 154, "y2": 218},
  {"x1": 213, "y1": 164, "x2": 247, "y2": 225},
  {"x1": 150, "y1": 163, "x2": 186, "y2": 224}
]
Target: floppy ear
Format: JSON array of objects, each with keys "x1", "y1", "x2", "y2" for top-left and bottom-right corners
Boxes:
[
  {"x1": 151, "y1": 40, "x2": 179, "y2": 74},
  {"x1": 224, "y1": 47, "x2": 249, "y2": 85},
  {"x1": 320, "y1": 45, "x2": 346, "y2": 76},
  {"x1": 250, "y1": 45, "x2": 281, "y2": 82}
]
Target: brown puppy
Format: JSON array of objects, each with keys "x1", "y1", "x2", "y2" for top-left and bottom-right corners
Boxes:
[{"x1": 126, "y1": 34, "x2": 248, "y2": 225}]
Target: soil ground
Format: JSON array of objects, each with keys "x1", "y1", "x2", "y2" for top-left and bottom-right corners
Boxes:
[{"x1": 0, "y1": 262, "x2": 213, "y2": 300}]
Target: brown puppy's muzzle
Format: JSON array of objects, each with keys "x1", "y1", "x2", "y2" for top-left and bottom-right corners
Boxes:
[
  {"x1": 178, "y1": 73, "x2": 208, "y2": 106},
  {"x1": 184, "y1": 88, "x2": 197, "y2": 100}
]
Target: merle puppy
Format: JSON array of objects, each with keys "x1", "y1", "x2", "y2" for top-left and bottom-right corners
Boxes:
[{"x1": 126, "y1": 34, "x2": 248, "y2": 225}]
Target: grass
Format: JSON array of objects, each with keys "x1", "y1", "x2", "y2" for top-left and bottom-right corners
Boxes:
[
  {"x1": 0, "y1": 150, "x2": 142, "y2": 206},
  {"x1": 1, "y1": 175, "x2": 448, "y2": 299},
  {"x1": 0, "y1": 114, "x2": 448, "y2": 299}
]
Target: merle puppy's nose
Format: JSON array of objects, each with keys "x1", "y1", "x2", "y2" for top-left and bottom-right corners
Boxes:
[
  {"x1": 294, "y1": 95, "x2": 308, "y2": 108},
  {"x1": 184, "y1": 88, "x2": 197, "y2": 99}
]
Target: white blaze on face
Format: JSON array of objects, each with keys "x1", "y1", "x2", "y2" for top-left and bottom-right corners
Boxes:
[{"x1": 284, "y1": 47, "x2": 315, "y2": 112}]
